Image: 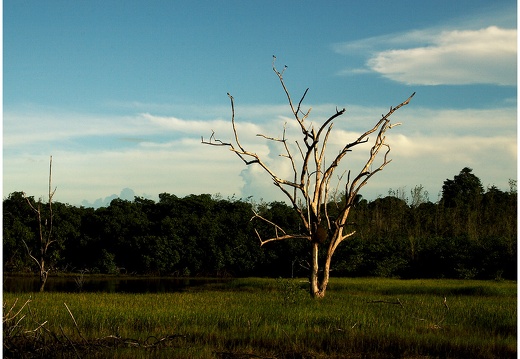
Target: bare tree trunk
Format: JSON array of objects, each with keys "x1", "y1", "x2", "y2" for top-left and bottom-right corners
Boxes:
[
  {"x1": 320, "y1": 250, "x2": 333, "y2": 298},
  {"x1": 203, "y1": 57, "x2": 414, "y2": 299},
  {"x1": 309, "y1": 239, "x2": 336, "y2": 298},
  {"x1": 39, "y1": 258, "x2": 47, "y2": 292},
  {"x1": 310, "y1": 248, "x2": 332, "y2": 299},
  {"x1": 310, "y1": 242, "x2": 321, "y2": 297},
  {"x1": 23, "y1": 156, "x2": 56, "y2": 292}
]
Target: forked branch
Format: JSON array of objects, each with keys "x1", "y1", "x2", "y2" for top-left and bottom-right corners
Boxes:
[
  {"x1": 22, "y1": 156, "x2": 56, "y2": 292},
  {"x1": 202, "y1": 58, "x2": 414, "y2": 298},
  {"x1": 251, "y1": 210, "x2": 310, "y2": 246}
]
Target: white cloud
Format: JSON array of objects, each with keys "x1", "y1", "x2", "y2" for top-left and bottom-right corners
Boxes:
[
  {"x1": 335, "y1": 26, "x2": 516, "y2": 86},
  {"x1": 336, "y1": 68, "x2": 372, "y2": 76},
  {"x1": 370, "y1": 27, "x2": 516, "y2": 85},
  {"x1": 3, "y1": 111, "x2": 158, "y2": 148},
  {"x1": 391, "y1": 133, "x2": 517, "y2": 162},
  {"x1": 3, "y1": 102, "x2": 516, "y2": 206},
  {"x1": 141, "y1": 113, "x2": 229, "y2": 134},
  {"x1": 333, "y1": 29, "x2": 438, "y2": 54},
  {"x1": 3, "y1": 139, "x2": 247, "y2": 205}
]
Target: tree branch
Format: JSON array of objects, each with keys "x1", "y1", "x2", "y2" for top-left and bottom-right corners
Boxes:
[
  {"x1": 202, "y1": 58, "x2": 414, "y2": 298},
  {"x1": 22, "y1": 240, "x2": 41, "y2": 268},
  {"x1": 251, "y1": 210, "x2": 310, "y2": 246}
]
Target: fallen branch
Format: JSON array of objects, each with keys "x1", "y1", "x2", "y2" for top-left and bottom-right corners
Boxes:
[
  {"x1": 3, "y1": 297, "x2": 187, "y2": 358},
  {"x1": 367, "y1": 299, "x2": 404, "y2": 307},
  {"x1": 367, "y1": 296, "x2": 451, "y2": 330}
]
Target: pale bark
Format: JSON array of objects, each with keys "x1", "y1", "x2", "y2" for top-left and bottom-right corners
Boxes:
[
  {"x1": 203, "y1": 57, "x2": 414, "y2": 298},
  {"x1": 23, "y1": 156, "x2": 56, "y2": 292}
]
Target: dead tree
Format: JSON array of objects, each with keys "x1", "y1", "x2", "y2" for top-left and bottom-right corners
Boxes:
[
  {"x1": 22, "y1": 156, "x2": 56, "y2": 292},
  {"x1": 203, "y1": 57, "x2": 414, "y2": 298}
]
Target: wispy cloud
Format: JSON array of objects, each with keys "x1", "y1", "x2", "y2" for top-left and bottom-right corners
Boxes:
[
  {"x1": 3, "y1": 100, "x2": 516, "y2": 206},
  {"x1": 335, "y1": 26, "x2": 516, "y2": 86},
  {"x1": 3, "y1": 111, "x2": 157, "y2": 148},
  {"x1": 369, "y1": 27, "x2": 516, "y2": 86}
]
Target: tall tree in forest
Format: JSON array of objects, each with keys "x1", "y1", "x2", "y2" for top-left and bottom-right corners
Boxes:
[
  {"x1": 203, "y1": 57, "x2": 414, "y2": 298},
  {"x1": 441, "y1": 167, "x2": 485, "y2": 239},
  {"x1": 22, "y1": 156, "x2": 56, "y2": 292},
  {"x1": 442, "y1": 167, "x2": 484, "y2": 208}
]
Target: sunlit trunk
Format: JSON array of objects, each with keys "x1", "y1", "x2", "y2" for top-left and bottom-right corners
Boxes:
[
  {"x1": 309, "y1": 242, "x2": 329, "y2": 299},
  {"x1": 310, "y1": 242, "x2": 319, "y2": 297},
  {"x1": 39, "y1": 259, "x2": 47, "y2": 292}
]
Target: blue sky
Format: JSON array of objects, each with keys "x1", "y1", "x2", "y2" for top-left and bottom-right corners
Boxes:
[{"x1": 3, "y1": 0, "x2": 517, "y2": 207}]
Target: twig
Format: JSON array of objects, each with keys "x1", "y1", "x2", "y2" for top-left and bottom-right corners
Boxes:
[
  {"x1": 60, "y1": 325, "x2": 82, "y2": 359},
  {"x1": 367, "y1": 298, "x2": 404, "y2": 307},
  {"x1": 24, "y1": 320, "x2": 48, "y2": 334},
  {"x1": 64, "y1": 302, "x2": 88, "y2": 343}
]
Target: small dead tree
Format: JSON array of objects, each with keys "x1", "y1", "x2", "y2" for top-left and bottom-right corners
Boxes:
[
  {"x1": 203, "y1": 57, "x2": 414, "y2": 298},
  {"x1": 22, "y1": 156, "x2": 56, "y2": 292}
]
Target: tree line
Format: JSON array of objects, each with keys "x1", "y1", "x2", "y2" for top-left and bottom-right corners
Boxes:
[{"x1": 3, "y1": 168, "x2": 517, "y2": 280}]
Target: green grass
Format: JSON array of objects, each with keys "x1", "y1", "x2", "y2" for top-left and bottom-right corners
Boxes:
[{"x1": 3, "y1": 278, "x2": 517, "y2": 358}]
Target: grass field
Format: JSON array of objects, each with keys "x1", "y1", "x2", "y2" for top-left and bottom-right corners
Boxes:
[{"x1": 3, "y1": 278, "x2": 517, "y2": 358}]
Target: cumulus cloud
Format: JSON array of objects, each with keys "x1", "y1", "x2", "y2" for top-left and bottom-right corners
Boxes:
[
  {"x1": 336, "y1": 26, "x2": 517, "y2": 86},
  {"x1": 82, "y1": 188, "x2": 138, "y2": 208}
]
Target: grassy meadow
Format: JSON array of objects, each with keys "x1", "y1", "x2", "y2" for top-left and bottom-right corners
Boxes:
[{"x1": 3, "y1": 277, "x2": 517, "y2": 358}]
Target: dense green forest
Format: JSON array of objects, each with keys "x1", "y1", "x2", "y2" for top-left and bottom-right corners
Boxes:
[{"x1": 3, "y1": 168, "x2": 517, "y2": 280}]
